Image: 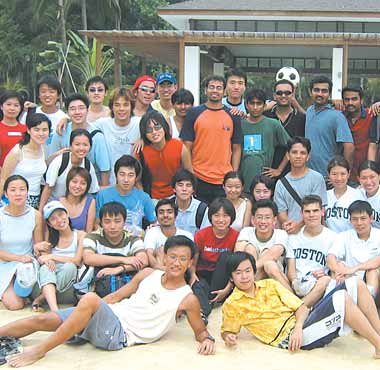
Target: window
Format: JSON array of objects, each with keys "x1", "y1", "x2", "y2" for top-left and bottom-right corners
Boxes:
[
  {"x1": 259, "y1": 58, "x2": 270, "y2": 68},
  {"x1": 366, "y1": 60, "x2": 377, "y2": 70},
  {"x1": 217, "y1": 21, "x2": 236, "y2": 31},
  {"x1": 237, "y1": 21, "x2": 256, "y2": 32},
  {"x1": 247, "y1": 58, "x2": 259, "y2": 67},
  {"x1": 317, "y1": 22, "x2": 337, "y2": 32},
  {"x1": 354, "y1": 60, "x2": 365, "y2": 70},
  {"x1": 193, "y1": 20, "x2": 216, "y2": 31},
  {"x1": 235, "y1": 58, "x2": 247, "y2": 67},
  {"x1": 270, "y1": 58, "x2": 282, "y2": 68},
  {"x1": 294, "y1": 59, "x2": 305, "y2": 69},
  {"x1": 343, "y1": 22, "x2": 363, "y2": 33},
  {"x1": 305, "y1": 59, "x2": 316, "y2": 69},
  {"x1": 257, "y1": 21, "x2": 275, "y2": 32},
  {"x1": 297, "y1": 22, "x2": 317, "y2": 32},
  {"x1": 277, "y1": 21, "x2": 296, "y2": 32},
  {"x1": 365, "y1": 23, "x2": 380, "y2": 33},
  {"x1": 320, "y1": 59, "x2": 331, "y2": 69}
]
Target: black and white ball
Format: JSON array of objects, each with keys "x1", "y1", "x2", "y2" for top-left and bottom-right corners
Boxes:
[{"x1": 276, "y1": 67, "x2": 300, "y2": 87}]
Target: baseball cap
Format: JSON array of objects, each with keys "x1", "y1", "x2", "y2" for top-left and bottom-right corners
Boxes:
[
  {"x1": 156, "y1": 72, "x2": 177, "y2": 85},
  {"x1": 43, "y1": 200, "x2": 67, "y2": 220},
  {"x1": 132, "y1": 75, "x2": 156, "y2": 92}
]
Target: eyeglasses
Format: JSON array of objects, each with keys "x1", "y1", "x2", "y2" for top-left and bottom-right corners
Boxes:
[
  {"x1": 88, "y1": 87, "x2": 105, "y2": 93},
  {"x1": 139, "y1": 86, "x2": 156, "y2": 94},
  {"x1": 275, "y1": 90, "x2": 292, "y2": 96},
  {"x1": 146, "y1": 124, "x2": 163, "y2": 133},
  {"x1": 167, "y1": 255, "x2": 189, "y2": 263},
  {"x1": 312, "y1": 88, "x2": 329, "y2": 94}
]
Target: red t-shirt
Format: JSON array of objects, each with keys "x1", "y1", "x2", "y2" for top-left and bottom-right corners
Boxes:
[
  {"x1": 194, "y1": 226, "x2": 239, "y2": 272},
  {"x1": 141, "y1": 138, "x2": 183, "y2": 199},
  {"x1": 0, "y1": 122, "x2": 26, "y2": 166}
]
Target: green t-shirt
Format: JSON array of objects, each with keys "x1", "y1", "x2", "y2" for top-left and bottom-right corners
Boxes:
[{"x1": 240, "y1": 116, "x2": 290, "y2": 192}]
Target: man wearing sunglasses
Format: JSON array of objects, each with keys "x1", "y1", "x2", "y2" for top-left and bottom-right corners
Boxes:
[
  {"x1": 265, "y1": 79, "x2": 306, "y2": 177},
  {"x1": 85, "y1": 76, "x2": 111, "y2": 123},
  {"x1": 132, "y1": 75, "x2": 157, "y2": 118},
  {"x1": 305, "y1": 76, "x2": 354, "y2": 180}
]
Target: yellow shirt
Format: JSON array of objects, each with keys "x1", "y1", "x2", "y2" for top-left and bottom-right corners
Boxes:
[
  {"x1": 221, "y1": 279, "x2": 303, "y2": 347},
  {"x1": 151, "y1": 100, "x2": 175, "y2": 121}
]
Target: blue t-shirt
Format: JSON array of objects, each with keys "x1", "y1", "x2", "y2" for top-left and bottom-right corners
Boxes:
[
  {"x1": 96, "y1": 186, "x2": 156, "y2": 228},
  {"x1": 305, "y1": 104, "x2": 353, "y2": 177},
  {"x1": 49, "y1": 122, "x2": 111, "y2": 173}
]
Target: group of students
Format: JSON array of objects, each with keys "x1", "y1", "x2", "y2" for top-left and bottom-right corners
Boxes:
[{"x1": 1, "y1": 68, "x2": 380, "y2": 366}]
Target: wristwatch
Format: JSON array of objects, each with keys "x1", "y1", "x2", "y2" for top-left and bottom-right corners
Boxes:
[{"x1": 204, "y1": 335, "x2": 215, "y2": 342}]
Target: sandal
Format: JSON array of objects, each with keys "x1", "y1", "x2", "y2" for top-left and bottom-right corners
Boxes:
[{"x1": 31, "y1": 303, "x2": 45, "y2": 313}]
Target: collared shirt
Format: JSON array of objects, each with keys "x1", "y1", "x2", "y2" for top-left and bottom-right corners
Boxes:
[
  {"x1": 221, "y1": 279, "x2": 303, "y2": 347},
  {"x1": 174, "y1": 196, "x2": 210, "y2": 236},
  {"x1": 346, "y1": 107, "x2": 375, "y2": 181},
  {"x1": 305, "y1": 104, "x2": 353, "y2": 177}
]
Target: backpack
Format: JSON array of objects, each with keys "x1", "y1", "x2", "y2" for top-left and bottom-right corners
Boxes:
[
  {"x1": 44, "y1": 151, "x2": 91, "y2": 181},
  {"x1": 195, "y1": 200, "x2": 208, "y2": 229}
]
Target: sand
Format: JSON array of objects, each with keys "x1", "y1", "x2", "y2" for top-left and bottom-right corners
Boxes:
[{"x1": 0, "y1": 304, "x2": 378, "y2": 370}]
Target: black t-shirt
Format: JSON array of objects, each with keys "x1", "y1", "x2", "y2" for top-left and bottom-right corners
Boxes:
[{"x1": 264, "y1": 107, "x2": 306, "y2": 174}]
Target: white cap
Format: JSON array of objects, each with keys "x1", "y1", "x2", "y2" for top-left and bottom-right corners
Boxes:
[{"x1": 43, "y1": 200, "x2": 67, "y2": 220}]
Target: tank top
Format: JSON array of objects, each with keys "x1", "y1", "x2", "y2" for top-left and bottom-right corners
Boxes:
[
  {"x1": 70, "y1": 196, "x2": 92, "y2": 231},
  {"x1": 142, "y1": 139, "x2": 183, "y2": 199},
  {"x1": 0, "y1": 206, "x2": 35, "y2": 255},
  {"x1": 169, "y1": 117, "x2": 180, "y2": 139},
  {"x1": 52, "y1": 230, "x2": 78, "y2": 258},
  {"x1": 231, "y1": 198, "x2": 248, "y2": 232},
  {"x1": 110, "y1": 270, "x2": 192, "y2": 345},
  {"x1": 13, "y1": 147, "x2": 46, "y2": 196}
]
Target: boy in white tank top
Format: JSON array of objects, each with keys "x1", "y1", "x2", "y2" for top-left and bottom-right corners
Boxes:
[{"x1": 2, "y1": 235, "x2": 215, "y2": 367}]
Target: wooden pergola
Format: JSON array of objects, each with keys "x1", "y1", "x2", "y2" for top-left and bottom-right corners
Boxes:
[{"x1": 80, "y1": 29, "x2": 380, "y2": 90}]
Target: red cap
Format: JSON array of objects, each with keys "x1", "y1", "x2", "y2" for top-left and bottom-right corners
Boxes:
[{"x1": 132, "y1": 75, "x2": 156, "y2": 91}]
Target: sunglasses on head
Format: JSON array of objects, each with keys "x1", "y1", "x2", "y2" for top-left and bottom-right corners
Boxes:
[
  {"x1": 146, "y1": 123, "x2": 163, "y2": 133},
  {"x1": 275, "y1": 90, "x2": 292, "y2": 96},
  {"x1": 139, "y1": 86, "x2": 156, "y2": 94},
  {"x1": 88, "y1": 87, "x2": 105, "y2": 93}
]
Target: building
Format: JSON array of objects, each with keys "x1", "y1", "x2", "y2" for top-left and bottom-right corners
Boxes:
[{"x1": 82, "y1": 0, "x2": 380, "y2": 103}]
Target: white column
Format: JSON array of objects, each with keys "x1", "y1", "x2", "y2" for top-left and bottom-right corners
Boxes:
[
  {"x1": 184, "y1": 46, "x2": 200, "y2": 106},
  {"x1": 332, "y1": 48, "x2": 343, "y2": 100}
]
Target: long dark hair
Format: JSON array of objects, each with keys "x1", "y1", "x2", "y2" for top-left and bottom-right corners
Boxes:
[
  {"x1": 47, "y1": 211, "x2": 73, "y2": 246},
  {"x1": 0, "y1": 90, "x2": 24, "y2": 121},
  {"x1": 19, "y1": 113, "x2": 51, "y2": 147}
]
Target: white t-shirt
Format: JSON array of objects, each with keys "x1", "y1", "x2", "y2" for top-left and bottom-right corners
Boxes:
[
  {"x1": 169, "y1": 117, "x2": 180, "y2": 139},
  {"x1": 287, "y1": 226, "x2": 337, "y2": 279},
  {"x1": 21, "y1": 107, "x2": 68, "y2": 131},
  {"x1": 144, "y1": 226, "x2": 193, "y2": 250},
  {"x1": 328, "y1": 227, "x2": 380, "y2": 280},
  {"x1": 237, "y1": 227, "x2": 291, "y2": 256},
  {"x1": 359, "y1": 186, "x2": 380, "y2": 229},
  {"x1": 325, "y1": 186, "x2": 364, "y2": 232},
  {"x1": 91, "y1": 117, "x2": 141, "y2": 184},
  {"x1": 46, "y1": 153, "x2": 99, "y2": 200}
]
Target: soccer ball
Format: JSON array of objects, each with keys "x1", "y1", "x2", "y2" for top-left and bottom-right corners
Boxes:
[{"x1": 276, "y1": 67, "x2": 300, "y2": 87}]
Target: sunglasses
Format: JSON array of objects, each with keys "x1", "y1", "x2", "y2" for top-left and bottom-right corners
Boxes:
[
  {"x1": 146, "y1": 123, "x2": 163, "y2": 133},
  {"x1": 88, "y1": 87, "x2": 105, "y2": 93},
  {"x1": 275, "y1": 90, "x2": 292, "y2": 96},
  {"x1": 139, "y1": 86, "x2": 156, "y2": 94}
]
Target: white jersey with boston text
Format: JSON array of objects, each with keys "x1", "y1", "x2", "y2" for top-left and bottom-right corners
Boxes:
[
  {"x1": 325, "y1": 186, "x2": 364, "y2": 232},
  {"x1": 359, "y1": 186, "x2": 380, "y2": 229},
  {"x1": 287, "y1": 226, "x2": 337, "y2": 279}
]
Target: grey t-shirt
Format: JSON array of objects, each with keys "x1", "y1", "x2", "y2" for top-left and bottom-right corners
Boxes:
[{"x1": 274, "y1": 169, "x2": 327, "y2": 222}]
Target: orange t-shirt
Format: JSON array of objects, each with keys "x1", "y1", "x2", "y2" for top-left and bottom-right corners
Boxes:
[
  {"x1": 141, "y1": 138, "x2": 183, "y2": 199},
  {"x1": 180, "y1": 105, "x2": 242, "y2": 184}
]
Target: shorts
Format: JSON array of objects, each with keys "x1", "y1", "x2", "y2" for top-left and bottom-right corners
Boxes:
[
  {"x1": 278, "y1": 282, "x2": 348, "y2": 350},
  {"x1": 57, "y1": 301, "x2": 127, "y2": 350},
  {"x1": 292, "y1": 274, "x2": 317, "y2": 297}
]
